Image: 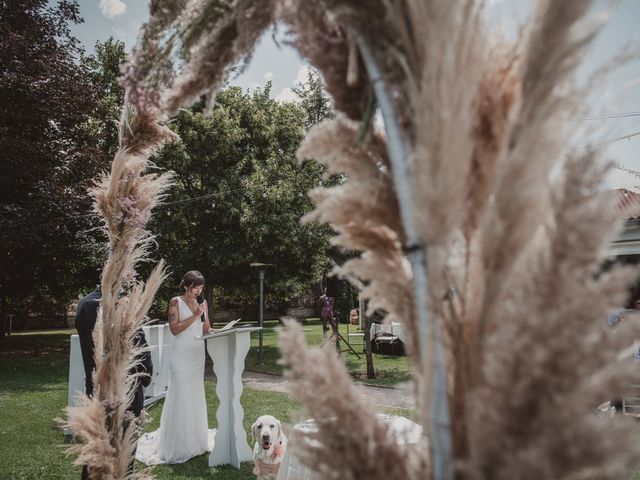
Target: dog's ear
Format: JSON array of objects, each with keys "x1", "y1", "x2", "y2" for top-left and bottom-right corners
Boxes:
[
  {"x1": 251, "y1": 420, "x2": 259, "y2": 440},
  {"x1": 275, "y1": 418, "x2": 282, "y2": 442}
]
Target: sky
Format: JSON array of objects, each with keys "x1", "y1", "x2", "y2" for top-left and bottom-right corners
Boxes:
[
  {"x1": 70, "y1": 0, "x2": 307, "y2": 102},
  {"x1": 71, "y1": 0, "x2": 640, "y2": 189}
]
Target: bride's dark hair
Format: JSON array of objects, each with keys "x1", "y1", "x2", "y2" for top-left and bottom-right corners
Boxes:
[{"x1": 180, "y1": 270, "x2": 205, "y2": 290}]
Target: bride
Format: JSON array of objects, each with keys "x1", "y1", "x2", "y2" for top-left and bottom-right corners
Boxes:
[{"x1": 136, "y1": 270, "x2": 214, "y2": 465}]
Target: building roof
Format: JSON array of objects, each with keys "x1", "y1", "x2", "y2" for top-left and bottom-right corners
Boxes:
[{"x1": 614, "y1": 188, "x2": 640, "y2": 221}]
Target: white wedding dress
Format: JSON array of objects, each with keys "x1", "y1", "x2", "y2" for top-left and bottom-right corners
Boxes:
[{"x1": 136, "y1": 297, "x2": 214, "y2": 465}]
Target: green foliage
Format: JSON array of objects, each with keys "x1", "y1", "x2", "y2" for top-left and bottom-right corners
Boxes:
[
  {"x1": 292, "y1": 67, "x2": 335, "y2": 129},
  {"x1": 0, "y1": 9, "x2": 340, "y2": 326},
  {"x1": 332, "y1": 278, "x2": 358, "y2": 325},
  {"x1": 0, "y1": 0, "x2": 105, "y2": 317},
  {"x1": 148, "y1": 85, "x2": 331, "y2": 307},
  {"x1": 292, "y1": 68, "x2": 361, "y2": 313},
  {"x1": 81, "y1": 37, "x2": 127, "y2": 158}
]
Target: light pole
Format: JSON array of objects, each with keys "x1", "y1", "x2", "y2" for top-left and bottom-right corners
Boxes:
[{"x1": 250, "y1": 263, "x2": 273, "y2": 364}]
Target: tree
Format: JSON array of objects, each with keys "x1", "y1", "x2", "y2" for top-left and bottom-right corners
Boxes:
[
  {"x1": 0, "y1": 0, "x2": 102, "y2": 332},
  {"x1": 148, "y1": 84, "x2": 330, "y2": 314},
  {"x1": 294, "y1": 68, "x2": 361, "y2": 320},
  {"x1": 81, "y1": 38, "x2": 127, "y2": 159},
  {"x1": 292, "y1": 67, "x2": 335, "y2": 129}
]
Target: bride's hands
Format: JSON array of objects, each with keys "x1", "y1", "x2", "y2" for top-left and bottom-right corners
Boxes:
[{"x1": 195, "y1": 302, "x2": 206, "y2": 318}]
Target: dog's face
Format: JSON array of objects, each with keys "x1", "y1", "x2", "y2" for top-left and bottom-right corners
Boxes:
[{"x1": 252, "y1": 415, "x2": 282, "y2": 455}]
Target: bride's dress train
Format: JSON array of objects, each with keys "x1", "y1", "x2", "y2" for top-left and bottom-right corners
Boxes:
[{"x1": 136, "y1": 297, "x2": 214, "y2": 465}]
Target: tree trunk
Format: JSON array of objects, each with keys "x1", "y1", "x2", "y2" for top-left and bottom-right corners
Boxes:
[{"x1": 364, "y1": 314, "x2": 375, "y2": 379}]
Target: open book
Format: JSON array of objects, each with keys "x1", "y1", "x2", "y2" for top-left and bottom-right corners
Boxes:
[{"x1": 215, "y1": 318, "x2": 241, "y2": 332}]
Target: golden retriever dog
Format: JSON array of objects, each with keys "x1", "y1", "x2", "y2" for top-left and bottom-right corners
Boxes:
[{"x1": 251, "y1": 415, "x2": 287, "y2": 480}]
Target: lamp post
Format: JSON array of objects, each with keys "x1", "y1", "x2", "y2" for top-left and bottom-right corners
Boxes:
[{"x1": 250, "y1": 263, "x2": 273, "y2": 364}]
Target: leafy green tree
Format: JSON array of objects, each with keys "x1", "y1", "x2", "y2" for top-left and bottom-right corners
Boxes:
[
  {"x1": 294, "y1": 67, "x2": 361, "y2": 319},
  {"x1": 81, "y1": 38, "x2": 127, "y2": 159},
  {"x1": 148, "y1": 84, "x2": 330, "y2": 314},
  {"x1": 0, "y1": 0, "x2": 103, "y2": 332},
  {"x1": 292, "y1": 68, "x2": 335, "y2": 129}
]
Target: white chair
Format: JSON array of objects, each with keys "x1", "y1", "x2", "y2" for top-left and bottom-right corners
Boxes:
[{"x1": 346, "y1": 320, "x2": 365, "y2": 351}]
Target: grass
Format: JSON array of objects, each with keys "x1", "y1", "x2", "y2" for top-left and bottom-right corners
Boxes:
[
  {"x1": 0, "y1": 328, "x2": 413, "y2": 479},
  {"x1": 137, "y1": 386, "x2": 300, "y2": 479},
  {"x1": 0, "y1": 331, "x2": 80, "y2": 479},
  {"x1": 243, "y1": 318, "x2": 412, "y2": 386}
]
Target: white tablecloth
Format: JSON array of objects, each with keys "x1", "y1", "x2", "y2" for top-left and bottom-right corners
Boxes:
[
  {"x1": 276, "y1": 414, "x2": 422, "y2": 480},
  {"x1": 370, "y1": 322, "x2": 406, "y2": 344},
  {"x1": 67, "y1": 325, "x2": 171, "y2": 410}
]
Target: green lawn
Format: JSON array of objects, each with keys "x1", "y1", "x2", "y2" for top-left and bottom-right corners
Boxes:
[
  {"x1": 244, "y1": 318, "x2": 412, "y2": 386},
  {"x1": 0, "y1": 328, "x2": 412, "y2": 479},
  {"x1": 136, "y1": 386, "x2": 298, "y2": 479}
]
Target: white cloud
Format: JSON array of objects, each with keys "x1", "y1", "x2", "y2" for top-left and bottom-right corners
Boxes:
[
  {"x1": 100, "y1": 0, "x2": 126, "y2": 18},
  {"x1": 264, "y1": 72, "x2": 273, "y2": 82},
  {"x1": 275, "y1": 87, "x2": 299, "y2": 103}
]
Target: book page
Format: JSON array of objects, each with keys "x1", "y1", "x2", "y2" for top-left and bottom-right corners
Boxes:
[{"x1": 217, "y1": 318, "x2": 241, "y2": 332}]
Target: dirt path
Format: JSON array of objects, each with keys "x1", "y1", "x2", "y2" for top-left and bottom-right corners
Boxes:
[{"x1": 239, "y1": 370, "x2": 415, "y2": 410}]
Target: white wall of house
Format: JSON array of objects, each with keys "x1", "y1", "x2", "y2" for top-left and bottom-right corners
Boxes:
[{"x1": 609, "y1": 220, "x2": 640, "y2": 256}]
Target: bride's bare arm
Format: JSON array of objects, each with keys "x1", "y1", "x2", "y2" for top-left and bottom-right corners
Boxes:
[
  {"x1": 168, "y1": 297, "x2": 199, "y2": 335},
  {"x1": 168, "y1": 298, "x2": 180, "y2": 335}
]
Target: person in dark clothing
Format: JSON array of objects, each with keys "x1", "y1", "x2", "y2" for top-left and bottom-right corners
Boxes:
[
  {"x1": 129, "y1": 329, "x2": 153, "y2": 417},
  {"x1": 319, "y1": 287, "x2": 338, "y2": 340},
  {"x1": 74, "y1": 286, "x2": 153, "y2": 478},
  {"x1": 74, "y1": 286, "x2": 101, "y2": 396}
]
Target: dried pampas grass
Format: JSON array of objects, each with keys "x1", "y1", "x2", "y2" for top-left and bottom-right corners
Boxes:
[
  {"x1": 116, "y1": 0, "x2": 640, "y2": 479},
  {"x1": 278, "y1": 1, "x2": 371, "y2": 120},
  {"x1": 278, "y1": 319, "x2": 428, "y2": 480},
  {"x1": 61, "y1": 106, "x2": 174, "y2": 479}
]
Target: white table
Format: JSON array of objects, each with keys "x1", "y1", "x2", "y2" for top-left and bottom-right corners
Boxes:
[
  {"x1": 66, "y1": 324, "x2": 172, "y2": 435},
  {"x1": 370, "y1": 322, "x2": 406, "y2": 344},
  {"x1": 200, "y1": 326, "x2": 261, "y2": 468},
  {"x1": 276, "y1": 414, "x2": 422, "y2": 480},
  {"x1": 143, "y1": 324, "x2": 173, "y2": 400}
]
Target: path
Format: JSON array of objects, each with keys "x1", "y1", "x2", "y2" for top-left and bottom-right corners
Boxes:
[{"x1": 239, "y1": 370, "x2": 415, "y2": 410}]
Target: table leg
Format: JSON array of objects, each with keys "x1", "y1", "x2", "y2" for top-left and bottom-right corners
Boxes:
[{"x1": 65, "y1": 335, "x2": 84, "y2": 436}]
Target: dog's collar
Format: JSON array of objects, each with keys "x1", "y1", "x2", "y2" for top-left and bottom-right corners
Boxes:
[
  {"x1": 253, "y1": 459, "x2": 281, "y2": 476},
  {"x1": 253, "y1": 443, "x2": 284, "y2": 476},
  {"x1": 273, "y1": 444, "x2": 284, "y2": 457}
]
